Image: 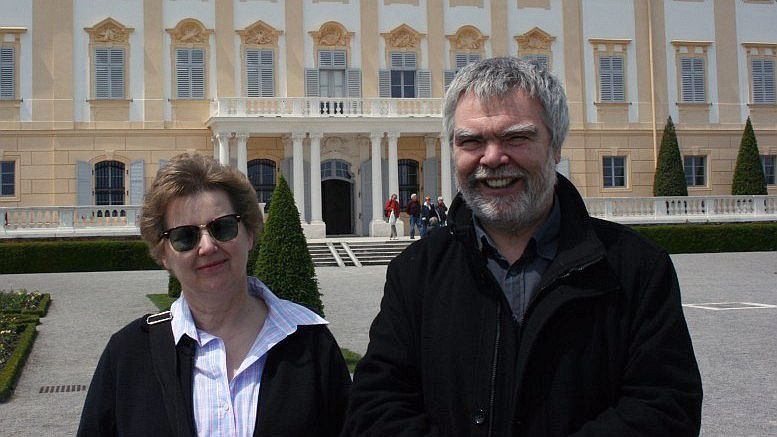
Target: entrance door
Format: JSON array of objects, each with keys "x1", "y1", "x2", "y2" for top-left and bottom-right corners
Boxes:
[{"x1": 322, "y1": 179, "x2": 352, "y2": 235}]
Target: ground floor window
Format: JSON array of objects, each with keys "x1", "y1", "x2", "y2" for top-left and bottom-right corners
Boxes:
[
  {"x1": 761, "y1": 155, "x2": 776, "y2": 185},
  {"x1": 684, "y1": 155, "x2": 707, "y2": 187},
  {"x1": 398, "y1": 159, "x2": 419, "y2": 208},
  {"x1": 1, "y1": 160, "x2": 14, "y2": 197},
  {"x1": 94, "y1": 160, "x2": 125, "y2": 205},
  {"x1": 602, "y1": 156, "x2": 626, "y2": 188},
  {"x1": 248, "y1": 159, "x2": 276, "y2": 204}
]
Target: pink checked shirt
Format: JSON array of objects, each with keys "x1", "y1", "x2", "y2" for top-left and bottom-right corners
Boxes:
[{"x1": 170, "y1": 277, "x2": 327, "y2": 436}]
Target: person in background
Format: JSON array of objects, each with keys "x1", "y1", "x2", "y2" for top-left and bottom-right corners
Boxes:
[
  {"x1": 405, "y1": 193, "x2": 421, "y2": 240},
  {"x1": 384, "y1": 193, "x2": 400, "y2": 240},
  {"x1": 420, "y1": 195, "x2": 435, "y2": 238},
  {"x1": 343, "y1": 57, "x2": 701, "y2": 436},
  {"x1": 435, "y1": 196, "x2": 448, "y2": 226},
  {"x1": 79, "y1": 153, "x2": 350, "y2": 437}
]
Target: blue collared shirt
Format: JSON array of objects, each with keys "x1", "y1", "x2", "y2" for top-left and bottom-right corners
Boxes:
[
  {"x1": 170, "y1": 277, "x2": 327, "y2": 436},
  {"x1": 473, "y1": 197, "x2": 561, "y2": 323}
]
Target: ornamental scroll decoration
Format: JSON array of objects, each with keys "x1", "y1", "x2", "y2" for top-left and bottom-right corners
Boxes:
[
  {"x1": 382, "y1": 24, "x2": 424, "y2": 50},
  {"x1": 515, "y1": 27, "x2": 555, "y2": 52},
  {"x1": 309, "y1": 21, "x2": 353, "y2": 48},
  {"x1": 238, "y1": 20, "x2": 283, "y2": 47},
  {"x1": 446, "y1": 25, "x2": 488, "y2": 50},
  {"x1": 85, "y1": 18, "x2": 134, "y2": 44},
  {"x1": 166, "y1": 19, "x2": 213, "y2": 45}
]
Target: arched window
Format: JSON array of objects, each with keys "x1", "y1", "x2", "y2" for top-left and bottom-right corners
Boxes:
[
  {"x1": 321, "y1": 159, "x2": 352, "y2": 181},
  {"x1": 398, "y1": 159, "x2": 419, "y2": 208},
  {"x1": 248, "y1": 159, "x2": 276, "y2": 203},
  {"x1": 94, "y1": 160, "x2": 125, "y2": 205}
]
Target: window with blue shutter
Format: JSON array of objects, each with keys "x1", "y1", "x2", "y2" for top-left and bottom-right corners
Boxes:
[
  {"x1": 751, "y1": 58, "x2": 776, "y2": 104},
  {"x1": 0, "y1": 160, "x2": 15, "y2": 196},
  {"x1": 389, "y1": 52, "x2": 417, "y2": 98},
  {"x1": 521, "y1": 54, "x2": 549, "y2": 70},
  {"x1": 246, "y1": 49, "x2": 274, "y2": 97},
  {"x1": 0, "y1": 46, "x2": 16, "y2": 100},
  {"x1": 680, "y1": 57, "x2": 705, "y2": 103},
  {"x1": 94, "y1": 160, "x2": 126, "y2": 205},
  {"x1": 94, "y1": 47, "x2": 125, "y2": 99},
  {"x1": 176, "y1": 48, "x2": 205, "y2": 99},
  {"x1": 599, "y1": 55, "x2": 625, "y2": 103},
  {"x1": 316, "y1": 49, "x2": 347, "y2": 98}
]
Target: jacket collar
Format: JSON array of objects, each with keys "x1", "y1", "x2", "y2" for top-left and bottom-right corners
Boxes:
[{"x1": 448, "y1": 173, "x2": 607, "y2": 279}]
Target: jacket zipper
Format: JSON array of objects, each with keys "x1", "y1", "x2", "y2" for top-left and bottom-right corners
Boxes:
[{"x1": 487, "y1": 302, "x2": 501, "y2": 437}]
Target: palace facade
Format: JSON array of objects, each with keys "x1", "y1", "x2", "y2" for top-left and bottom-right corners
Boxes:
[{"x1": 0, "y1": 0, "x2": 775, "y2": 237}]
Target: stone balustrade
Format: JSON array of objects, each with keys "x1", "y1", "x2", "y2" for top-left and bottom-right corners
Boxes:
[
  {"x1": 210, "y1": 97, "x2": 444, "y2": 118},
  {"x1": 1, "y1": 197, "x2": 775, "y2": 239}
]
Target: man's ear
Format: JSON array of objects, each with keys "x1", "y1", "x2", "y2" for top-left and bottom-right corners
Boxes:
[{"x1": 553, "y1": 149, "x2": 561, "y2": 165}]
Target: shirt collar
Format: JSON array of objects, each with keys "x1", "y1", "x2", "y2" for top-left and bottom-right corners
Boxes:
[
  {"x1": 473, "y1": 194, "x2": 561, "y2": 263},
  {"x1": 170, "y1": 276, "x2": 327, "y2": 347}
]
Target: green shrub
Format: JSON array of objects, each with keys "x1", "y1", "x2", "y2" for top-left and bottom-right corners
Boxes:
[
  {"x1": 0, "y1": 240, "x2": 159, "y2": 274},
  {"x1": 632, "y1": 222, "x2": 777, "y2": 254},
  {"x1": 0, "y1": 323, "x2": 37, "y2": 402},
  {"x1": 254, "y1": 175, "x2": 324, "y2": 316},
  {"x1": 731, "y1": 117, "x2": 767, "y2": 195},
  {"x1": 0, "y1": 291, "x2": 50, "y2": 317},
  {"x1": 653, "y1": 117, "x2": 688, "y2": 196},
  {"x1": 167, "y1": 275, "x2": 182, "y2": 298}
]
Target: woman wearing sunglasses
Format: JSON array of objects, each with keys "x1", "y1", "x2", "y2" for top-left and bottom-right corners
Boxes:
[{"x1": 78, "y1": 153, "x2": 351, "y2": 436}]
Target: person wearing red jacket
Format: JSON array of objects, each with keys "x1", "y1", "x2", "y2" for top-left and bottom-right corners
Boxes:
[{"x1": 384, "y1": 193, "x2": 400, "y2": 240}]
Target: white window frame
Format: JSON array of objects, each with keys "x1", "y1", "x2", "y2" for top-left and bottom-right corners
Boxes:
[
  {"x1": 680, "y1": 56, "x2": 706, "y2": 103},
  {"x1": 0, "y1": 159, "x2": 16, "y2": 198},
  {"x1": 761, "y1": 154, "x2": 776, "y2": 185},
  {"x1": 94, "y1": 47, "x2": 126, "y2": 100},
  {"x1": 602, "y1": 155, "x2": 627, "y2": 188},
  {"x1": 684, "y1": 155, "x2": 707, "y2": 187},
  {"x1": 245, "y1": 48, "x2": 274, "y2": 97},
  {"x1": 175, "y1": 48, "x2": 206, "y2": 99}
]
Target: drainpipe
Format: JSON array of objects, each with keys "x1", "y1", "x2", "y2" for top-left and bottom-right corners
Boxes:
[{"x1": 648, "y1": 0, "x2": 658, "y2": 169}]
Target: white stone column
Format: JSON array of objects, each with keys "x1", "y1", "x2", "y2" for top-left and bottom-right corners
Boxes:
[
  {"x1": 425, "y1": 135, "x2": 437, "y2": 158},
  {"x1": 236, "y1": 133, "x2": 248, "y2": 175},
  {"x1": 387, "y1": 131, "x2": 399, "y2": 199},
  {"x1": 292, "y1": 131, "x2": 306, "y2": 222},
  {"x1": 370, "y1": 131, "x2": 385, "y2": 236},
  {"x1": 216, "y1": 132, "x2": 230, "y2": 165},
  {"x1": 306, "y1": 131, "x2": 326, "y2": 238},
  {"x1": 211, "y1": 134, "x2": 219, "y2": 160},
  {"x1": 440, "y1": 134, "x2": 453, "y2": 204}
]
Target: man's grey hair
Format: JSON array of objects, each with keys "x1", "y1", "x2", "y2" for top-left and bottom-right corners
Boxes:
[{"x1": 442, "y1": 57, "x2": 570, "y2": 155}]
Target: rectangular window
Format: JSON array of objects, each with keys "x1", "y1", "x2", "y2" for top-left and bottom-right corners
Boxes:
[
  {"x1": 761, "y1": 155, "x2": 776, "y2": 185},
  {"x1": 454, "y1": 52, "x2": 481, "y2": 71},
  {"x1": 1, "y1": 160, "x2": 16, "y2": 197},
  {"x1": 599, "y1": 56, "x2": 625, "y2": 102},
  {"x1": 602, "y1": 156, "x2": 626, "y2": 188},
  {"x1": 317, "y1": 49, "x2": 347, "y2": 98},
  {"x1": 175, "y1": 48, "x2": 205, "y2": 99},
  {"x1": 684, "y1": 156, "x2": 707, "y2": 187},
  {"x1": 521, "y1": 54, "x2": 549, "y2": 70},
  {"x1": 680, "y1": 57, "x2": 706, "y2": 103},
  {"x1": 94, "y1": 47, "x2": 125, "y2": 99},
  {"x1": 390, "y1": 52, "x2": 416, "y2": 98},
  {"x1": 246, "y1": 49, "x2": 274, "y2": 97},
  {"x1": 0, "y1": 46, "x2": 15, "y2": 99},
  {"x1": 752, "y1": 58, "x2": 776, "y2": 104}
]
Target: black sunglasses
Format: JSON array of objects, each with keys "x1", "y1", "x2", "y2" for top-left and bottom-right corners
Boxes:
[{"x1": 161, "y1": 214, "x2": 242, "y2": 252}]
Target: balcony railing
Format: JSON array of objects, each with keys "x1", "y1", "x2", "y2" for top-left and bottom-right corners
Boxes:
[
  {"x1": 210, "y1": 97, "x2": 443, "y2": 118},
  {"x1": 2, "y1": 196, "x2": 775, "y2": 239}
]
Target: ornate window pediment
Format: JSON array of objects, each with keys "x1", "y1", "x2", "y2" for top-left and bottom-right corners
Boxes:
[
  {"x1": 309, "y1": 21, "x2": 353, "y2": 48},
  {"x1": 85, "y1": 18, "x2": 134, "y2": 44},
  {"x1": 238, "y1": 20, "x2": 283, "y2": 47},
  {"x1": 166, "y1": 19, "x2": 213, "y2": 45},
  {"x1": 516, "y1": 27, "x2": 555, "y2": 52},
  {"x1": 382, "y1": 24, "x2": 424, "y2": 50},
  {"x1": 447, "y1": 25, "x2": 488, "y2": 51}
]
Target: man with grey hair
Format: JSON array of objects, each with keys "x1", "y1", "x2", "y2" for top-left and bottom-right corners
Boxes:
[{"x1": 344, "y1": 57, "x2": 702, "y2": 436}]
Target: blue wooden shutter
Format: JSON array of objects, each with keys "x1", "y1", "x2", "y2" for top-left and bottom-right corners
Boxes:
[
  {"x1": 416, "y1": 70, "x2": 431, "y2": 98},
  {"x1": 246, "y1": 49, "x2": 261, "y2": 97},
  {"x1": 599, "y1": 56, "x2": 613, "y2": 102},
  {"x1": 129, "y1": 160, "x2": 145, "y2": 205},
  {"x1": 76, "y1": 161, "x2": 93, "y2": 206},
  {"x1": 443, "y1": 70, "x2": 456, "y2": 94},
  {"x1": 692, "y1": 58, "x2": 705, "y2": 103},
  {"x1": 176, "y1": 49, "x2": 191, "y2": 98},
  {"x1": 0, "y1": 47, "x2": 14, "y2": 99},
  {"x1": 305, "y1": 68, "x2": 320, "y2": 97},
  {"x1": 378, "y1": 70, "x2": 391, "y2": 97},
  {"x1": 190, "y1": 49, "x2": 205, "y2": 99},
  {"x1": 611, "y1": 56, "x2": 624, "y2": 102},
  {"x1": 260, "y1": 49, "x2": 274, "y2": 97},
  {"x1": 346, "y1": 68, "x2": 362, "y2": 97}
]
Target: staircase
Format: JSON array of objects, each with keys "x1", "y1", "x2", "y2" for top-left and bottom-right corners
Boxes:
[{"x1": 308, "y1": 239, "x2": 412, "y2": 267}]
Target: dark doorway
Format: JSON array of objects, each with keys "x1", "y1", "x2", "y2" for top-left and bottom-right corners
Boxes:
[{"x1": 322, "y1": 179, "x2": 352, "y2": 235}]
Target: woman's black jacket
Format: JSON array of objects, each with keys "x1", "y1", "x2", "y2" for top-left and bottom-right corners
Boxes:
[{"x1": 343, "y1": 174, "x2": 702, "y2": 436}]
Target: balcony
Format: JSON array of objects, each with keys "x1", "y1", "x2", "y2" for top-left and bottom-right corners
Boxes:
[{"x1": 210, "y1": 97, "x2": 443, "y2": 119}]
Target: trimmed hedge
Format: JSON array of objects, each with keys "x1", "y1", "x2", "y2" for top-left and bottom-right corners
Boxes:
[
  {"x1": 0, "y1": 293, "x2": 51, "y2": 317},
  {"x1": 632, "y1": 222, "x2": 777, "y2": 254},
  {"x1": 0, "y1": 323, "x2": 37, "y2": 402},
  {"x1": 0, "y1": 240, "x2": 159, "y2": 274}
]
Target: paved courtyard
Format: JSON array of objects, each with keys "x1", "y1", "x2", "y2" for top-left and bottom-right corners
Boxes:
[{"x1": 0, "y1": 251, "x2": 774, "y2": 435}]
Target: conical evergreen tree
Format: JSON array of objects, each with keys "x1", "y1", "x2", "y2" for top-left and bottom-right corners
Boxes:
[
  {"x1": 731, "y1": 117, "x2": 767, "y2": 195},
  {"x1": 653, "y1": 116, "x2": 688, "y2": 196},
  {"x1": 254, "y1": 175, "x2": 323, "y2": 316}
]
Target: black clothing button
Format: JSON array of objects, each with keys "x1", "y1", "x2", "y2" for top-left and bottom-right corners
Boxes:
[{"x1": 473, "y1": 409, "x2": 487, "y2": 425}]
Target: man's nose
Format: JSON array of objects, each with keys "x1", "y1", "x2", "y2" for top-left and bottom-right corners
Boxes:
[{"x1": 480, "y1": 140, "x2": 509, "y2": 168}]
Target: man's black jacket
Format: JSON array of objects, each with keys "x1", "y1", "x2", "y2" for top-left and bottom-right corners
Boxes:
[
  {"x1": 78, "y1": 317, "x2": 351, "y2": 436},
  {"x1": 343, "y1": 174, "x2": 702, "y2": 436}
]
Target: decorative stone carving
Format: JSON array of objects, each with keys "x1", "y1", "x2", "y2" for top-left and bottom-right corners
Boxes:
[
  {"x1": 85, "y1": 18, "x2": 134, "y2": 44},
  {"x1": 310, "y1": 21, "x2": 353, "y2": 48},
  {"x1": 166, "y1": 19, "x2": 213, "y2": 45},
  {"x1": 516, "y1": 27, "x2": 555, "y2": 52},
  {"x1": 447, "y1": 25, "x2": 488, "y2": 50},
  {"x1": 237, "y1": 20, "x2": 283, "y2": 46},
  {"x1": 382, "y1": 24, "x2": 424, "y2": 50}
]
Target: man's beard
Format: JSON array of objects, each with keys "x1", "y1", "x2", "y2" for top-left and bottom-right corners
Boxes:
[{"x1": 457, "y1": 155, "x2": 557, "y2": 233}]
